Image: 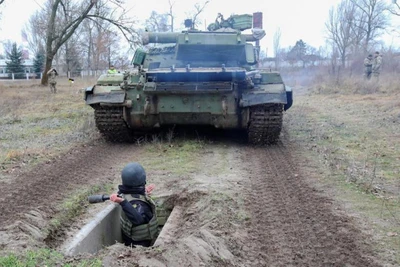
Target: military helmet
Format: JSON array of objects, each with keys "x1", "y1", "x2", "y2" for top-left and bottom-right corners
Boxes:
[
  {"x1": 121, "y1": 162, "x2": 146, "y2": 187},
  {"x1": 368, "y1": 54, "x2": 373, "y2": 58}
]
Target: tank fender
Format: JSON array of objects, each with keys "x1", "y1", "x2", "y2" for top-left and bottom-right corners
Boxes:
[
  {"x1": 284, "y1": 86, "x2": 293, "y2": 111},
  {"x1": 240, "y1": 92, "x2": 287, "y2": 108},
  {"x1": 85, "y1": 86, "x2": 94, "y2": 93},
  {"x1": 83, "y1": 86, "x2": 94, "y2": 100},
  {"x1": 85, "y1": 91, "x2": 126, "y2": 106}
]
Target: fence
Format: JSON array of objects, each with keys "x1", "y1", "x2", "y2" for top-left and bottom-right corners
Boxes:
[
  {"x1": 0, "y1": 70, "x2": 109, "y2": 81},
  {"x1": 0, "y1": 72, "x2": 39, "y2": 80}
]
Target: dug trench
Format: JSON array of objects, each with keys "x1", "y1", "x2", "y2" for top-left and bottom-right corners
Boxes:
[{"x1": 0, "y1": 128, "x2": 384, "y2": 266}]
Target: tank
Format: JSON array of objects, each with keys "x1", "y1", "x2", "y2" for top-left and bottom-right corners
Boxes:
[{"x1": 84, "y1": 13, "x2": 293, "y2": 144}]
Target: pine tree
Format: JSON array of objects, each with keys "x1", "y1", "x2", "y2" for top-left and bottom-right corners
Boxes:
[
  {"x1": 33, "y1": 48, "x2": 45, "y2": 78},
  {"x1": 5, "y1": 43, "x2": 25, "y2": 79},
  {"x1": 287, "y1": 40, "x2": 308, "y2": 68}
]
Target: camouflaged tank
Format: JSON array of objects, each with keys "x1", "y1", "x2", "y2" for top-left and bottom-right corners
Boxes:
[{"x1": 84, "y1": 13, "x2": 293, "y2": 144}]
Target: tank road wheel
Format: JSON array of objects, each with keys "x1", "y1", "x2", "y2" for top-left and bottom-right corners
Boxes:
[
  {"x1": 94, "y1": 106, "x2": 135, "y2": 143},
  {"x1": 247, "y1": 104, "x2": 283, "y2": 145}
]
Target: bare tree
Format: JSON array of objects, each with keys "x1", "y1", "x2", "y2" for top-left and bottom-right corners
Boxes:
[
  {"x1": 146, "y1": 11, "x2": 170, "y2": 32},
  {"x1": 387, "y1": 0, "x2": 400, "y2": 38},
  {"x1": 80, "y1": 19, "x2": 95, "y2": 71},
  {"x1": 350, "y1": 0, "x2": 389, "y2": 51},
  {"x1": 348, "y1": 5, "x2": 366, "y2": 55},
  {"x1": 22, "y1": 10, "x2": 48, "y2": 56},
  {"x1": 0, "y1": 0, "x2": 5, "y2": 21},
  {"x1": 79, "y1": 1, "x2": 121, "y2": 72},
  {"x1": 186, "y1": 0, "x2": 210, "y2": 30},
  {"x1": 68, "y1": 1, "x2": 120, "y2": 74},
  {"x1": 330, "y1": 47, "x2": 341, "y2": 77},
  {"x1": 325, "y1": 0, "x2": 357, "y2": 68},
  {"x1": 40, "y1": 0, "x2": 138, "y2": 86},
  {"x1": 167, "y1": 0, "x2": 176, "y2": 32},
  {"x1": 389, "y1": 0, "x2": 400, "y2": 15},
  {"x1": 41, "y1": 0, "x2": 96, "y2": 85},
  {"x1": 2, "y1": 40, "x2": 16, "y2": 55},
  {"x1": 273, "y1": 27, "x2": 282, "y2": 69}
]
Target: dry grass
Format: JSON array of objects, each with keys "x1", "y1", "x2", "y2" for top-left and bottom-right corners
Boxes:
[
  {"x1": 311, "y1": 73, "x2": 400, "y2": 95},
  {"x1": 287, "y1": 92, "x2": 400, "y2": 194},
  {"x1": 0, "y1": 78, "x2": 99, "y2": 177},
  {"x1": 285, "y1": 74, "x2": 400, "y2": 264}
]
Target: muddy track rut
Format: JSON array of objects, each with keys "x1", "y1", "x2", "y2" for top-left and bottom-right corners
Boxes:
[
  {"x1": 241, "y1": 142, "x2": 379, "y2": 266},
  {"x1": 0, "y1": 137, "x2": 381, "y2": 266},
  {"x1": 0, "y1": 142, "x2": 141, "y2": 226}
]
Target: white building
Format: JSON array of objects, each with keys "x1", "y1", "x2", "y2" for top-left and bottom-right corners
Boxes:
[{"x1": 0, "y1": 59, "x2": 35, "y2": 79}]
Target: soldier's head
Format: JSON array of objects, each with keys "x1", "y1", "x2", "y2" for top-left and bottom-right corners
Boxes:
[
  {"x1": 368, "y1": 54, "x2": 373, "y2": 59},
  {"x1": 121, "y1": 162, "x2": 146, "y2": 187},
  {"x1": 110, "y1": 65, "x2": 115, "y2": 70},
  {"x1": 375, "y1": 51, "x2": 380, "y2": 57}
]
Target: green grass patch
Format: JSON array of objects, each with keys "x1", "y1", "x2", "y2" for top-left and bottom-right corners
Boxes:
[
  {"x1": 0, "y1": 82, "x2": 97, "y2": 173},
  {"x1": 143, "y1": 139, "x2": 205, "y2": 176},
  {"x1": 0, "y1": 248, "x2": 101, "y2": 267},
  {"x1": 204, "y1": 191, "x2": 250, "y2": 226},
  {"x1": 45, "y1": 183, "x2": 114, "y2": 241}
]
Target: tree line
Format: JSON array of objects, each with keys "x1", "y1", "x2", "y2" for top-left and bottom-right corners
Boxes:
[
  {"x1": 273, "y1": 0, "x2": 400, "y2": 76},
  {"x1": 0, "y1": 0, "x2": 211, "y2": 84}
]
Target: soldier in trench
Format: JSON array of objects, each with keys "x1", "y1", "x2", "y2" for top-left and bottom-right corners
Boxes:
[{"x1": 109, "y1": 162, "x2": 158, "y2": 247}]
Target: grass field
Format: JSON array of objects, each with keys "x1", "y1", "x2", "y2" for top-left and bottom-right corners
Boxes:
[{"x1": 0, "y1": 78, "x2": 98, "y2": 177}]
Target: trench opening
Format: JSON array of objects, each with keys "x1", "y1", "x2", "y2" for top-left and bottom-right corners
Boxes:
[{"x1": 61, "y1": 195, "x2": 174, "y2": 256}]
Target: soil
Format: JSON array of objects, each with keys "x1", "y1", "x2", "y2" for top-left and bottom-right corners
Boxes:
[{"x1": 0, "y1": 123, "x2": 386, "y2": 267}]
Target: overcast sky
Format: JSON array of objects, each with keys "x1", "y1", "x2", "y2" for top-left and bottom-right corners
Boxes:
[{"x1": 0, "y1": 0, "x2": 398, "y2": 56}]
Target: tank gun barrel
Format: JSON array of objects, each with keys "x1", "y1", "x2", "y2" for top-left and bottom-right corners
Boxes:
[
  {"x1": 142, "y1": 32, "x2": 261, "y2": 45},
  {"x1": 142, "y1": 32, "x2": 179, "y2": 45},
  {"x1": 246, "y1": 70, "x2": 260, "y2": 78}
]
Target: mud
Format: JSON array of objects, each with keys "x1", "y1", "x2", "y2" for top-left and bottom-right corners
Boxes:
[{"x1": 0, "y1": 132, "x2": 383, "y2": 266}]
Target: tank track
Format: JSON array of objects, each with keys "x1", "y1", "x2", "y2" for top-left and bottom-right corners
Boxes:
[
  {"x1": 94, "y1": 106, "x2": 135, "y2": 142},
  {"x1": 248, "y1": 104, "x2": 283, "y2": 145}
]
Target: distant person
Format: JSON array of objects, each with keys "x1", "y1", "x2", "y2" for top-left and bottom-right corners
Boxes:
[
  {"x1": 46, "y1": 68, "x2": 58, "y2": 93},
  {"x1": 108, "y1": 65, "x2": 117, "y2": 74},
  {"x1": 109, "y1": 162, "x2": 158, "y2": 247},
  {"x1": 372, "y1": 51, "x2": 382, "y2": 81},
  {"x1": 363, "y1": 54, "x2": 373, "y2": 80}
]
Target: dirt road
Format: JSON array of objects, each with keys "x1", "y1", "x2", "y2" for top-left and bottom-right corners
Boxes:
[{"x1": 0, "y1": 131, "x2": 382, "y2": 266}]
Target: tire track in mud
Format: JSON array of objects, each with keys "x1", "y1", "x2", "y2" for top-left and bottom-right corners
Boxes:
[
  {"x1": 241, "y1": 142, "x2": 380, "y2": 267},
  {"x1": 0, "y1": 142, "x2": 141, "y2": 226}
]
